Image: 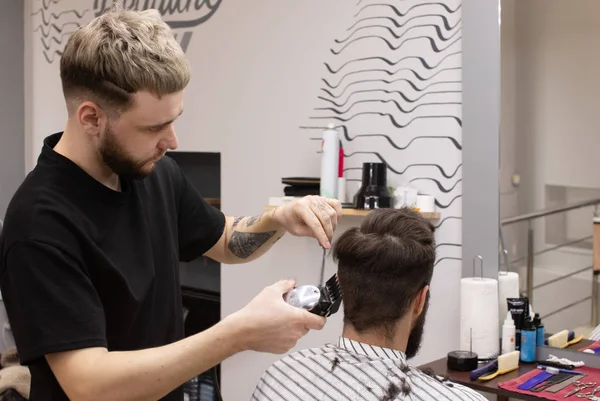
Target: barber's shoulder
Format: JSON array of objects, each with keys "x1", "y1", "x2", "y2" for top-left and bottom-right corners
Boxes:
[{"x1": 2, "y1": 185, "x2": 83, "y2": 250}]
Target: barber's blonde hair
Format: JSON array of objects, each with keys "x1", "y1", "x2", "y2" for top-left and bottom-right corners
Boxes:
[{"x1": 60, "y1": 1, "x2": 190, "y2": 114}]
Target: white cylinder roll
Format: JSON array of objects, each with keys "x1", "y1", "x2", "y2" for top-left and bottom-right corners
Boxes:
[
  {"x1": 498, "y1": 272, "x2": 520, "y2": 329},
  {"x1": 460, "y1": 277, "x2": 500, "y2": 359}
]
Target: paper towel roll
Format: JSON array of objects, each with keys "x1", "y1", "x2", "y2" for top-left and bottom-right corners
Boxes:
[
  {"x1": 416, "y1": 195, "x2": 435, "y2": 213},
  {"x1": 460, "y1": 277, "x2": 500, "y2": 359},
  {"x1": 498, "y1": 272, "x2": 520, "y2": 327}
]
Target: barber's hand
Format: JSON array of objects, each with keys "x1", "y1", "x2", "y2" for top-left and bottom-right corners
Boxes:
[
  {"x1": 272, "y1": 195, "x2": 342, "y2": 248},
  {"x1": 231, "y1": 280, "x2": 326, "y2": 354}
]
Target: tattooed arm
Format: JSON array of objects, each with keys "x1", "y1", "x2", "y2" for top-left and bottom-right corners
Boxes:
[
  {"x1": 204, "y1": 196, "x2": 342, "y2": 264},
  {"x1": 204, "y1": 212, "x2": 285, "y2": 264}
]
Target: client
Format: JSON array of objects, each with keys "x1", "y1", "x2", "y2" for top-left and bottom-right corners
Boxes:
[{"x1": 252, "y1": 207, "x2": 487, "y2": 400}]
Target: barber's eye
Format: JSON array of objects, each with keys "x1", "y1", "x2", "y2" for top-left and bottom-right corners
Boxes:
[{"x1": 148, "y1": 126, "x2": 164, "y2": 133}]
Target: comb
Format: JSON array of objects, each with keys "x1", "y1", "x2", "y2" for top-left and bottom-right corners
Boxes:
[{"x1": 323, "y1": 274, "x2": 342, "y2": 317}]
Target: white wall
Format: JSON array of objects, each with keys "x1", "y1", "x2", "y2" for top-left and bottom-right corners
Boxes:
[{"x1": 24, "y1": 1, "x2": 463, "y2": 399}]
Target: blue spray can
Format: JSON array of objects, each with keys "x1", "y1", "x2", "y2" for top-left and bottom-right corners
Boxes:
[
  {"x1": 533, "y1": 313, "x2": 545, "y2": 345},
  {"x1": 520, "y1": 319, "x2": 537, "y2": 363}
]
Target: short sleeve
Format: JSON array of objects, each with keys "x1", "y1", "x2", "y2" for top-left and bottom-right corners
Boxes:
[
  {"x1": 176, "y1": 166, "x2": 226, "y2": 262},
  {"x1": 0, "y1": 240, "x2": 107, "y2": 365}
]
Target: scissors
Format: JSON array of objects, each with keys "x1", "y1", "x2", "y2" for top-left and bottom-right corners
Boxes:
[
  {"x1": 577, "y1": 385, "x2": 600, "y2": 399},
  {"x1": 566, "y1": 382, "x2": 597, "y2": 398}
]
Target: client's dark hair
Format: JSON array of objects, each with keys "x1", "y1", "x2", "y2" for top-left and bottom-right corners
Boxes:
[{"x1": 332, "y1": 207, "x2": 436, "y2": 337}]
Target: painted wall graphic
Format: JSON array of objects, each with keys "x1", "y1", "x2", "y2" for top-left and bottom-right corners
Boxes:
[
  {"x1": 31, "y1": 0, "x2": 221, "y2": 63},
  {"x1": 301, "y1": 0, "x2": 463, "y2": 266}
]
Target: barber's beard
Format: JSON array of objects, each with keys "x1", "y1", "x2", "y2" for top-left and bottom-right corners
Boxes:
[
  {"x1": 405, "y1": 294, "x2": 430, "y2": 360},
  {"x1": 99, "y1": 123, "x2": 156, "y2": 181}
]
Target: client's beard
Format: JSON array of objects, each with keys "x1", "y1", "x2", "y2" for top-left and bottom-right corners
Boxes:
[{"x1": 405, "y1": 293, "x2": 430, "y2": 359}]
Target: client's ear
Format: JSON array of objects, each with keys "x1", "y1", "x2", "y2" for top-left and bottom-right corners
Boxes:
[{"x1": 413, "y1": 285, "x2": 430, "y2": 317}]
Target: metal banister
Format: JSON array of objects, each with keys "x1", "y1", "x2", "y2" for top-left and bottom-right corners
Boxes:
[
  {"x1": 500, "y1": 197, "x2": 600, "y2": 326},
  {"x1": 502, "y1": 198, "x2": 600, "y2": 225}
]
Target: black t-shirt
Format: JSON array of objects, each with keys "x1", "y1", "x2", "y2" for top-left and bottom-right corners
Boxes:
[{"x1": 0, "y1": 132, "x2": 226, "y2": 401}]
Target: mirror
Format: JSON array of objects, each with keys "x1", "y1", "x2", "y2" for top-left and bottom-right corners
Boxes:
[{"x1": 499, "y1": 0, "x2": 600, "y2": 337}]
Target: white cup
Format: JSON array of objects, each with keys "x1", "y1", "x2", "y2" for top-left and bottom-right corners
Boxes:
[{"x1": 416, "y1": 195, "x2": 436, "y2": 212}]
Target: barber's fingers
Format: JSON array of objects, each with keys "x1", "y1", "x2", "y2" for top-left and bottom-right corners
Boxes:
[
  {"x1": 271, "y1": 279, "x2": 296, "y2": 295},
  {"x1": 324, "y1": 198, "x2": 343, "y2": 218},
  {"x1": 295, "y1": 204, "x2": 332, "y2": 248},
  {"x1": 308, "y1": 200, "x2": 338, "y2": 244},
  {"x1": 301, "y1": 311, "x2": 326, "y2": 331}
]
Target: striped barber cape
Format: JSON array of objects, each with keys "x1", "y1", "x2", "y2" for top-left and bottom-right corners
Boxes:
[{"x1": 252, "y1": 337, "x2": 487, "y2": 401}]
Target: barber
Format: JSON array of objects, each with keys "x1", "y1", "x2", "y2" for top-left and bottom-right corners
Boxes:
[{"x1": 0, "y1": 3, "x2": 341, "y2": 401}]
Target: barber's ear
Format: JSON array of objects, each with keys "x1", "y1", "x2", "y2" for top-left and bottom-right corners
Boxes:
[
  {"x1": 77, "y1": 101, "x2": 105, "y2": 136},
  {"x1": 413, "y1": 285, "x2": 430, "y2": 317}
]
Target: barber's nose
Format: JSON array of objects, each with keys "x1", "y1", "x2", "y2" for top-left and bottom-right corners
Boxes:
[
  {"x1": 160, "y1": 126, "x2": 178, "y2": 151},
  {"x1": 168, "y1": 131, "x2": 179, "y2": 150}
]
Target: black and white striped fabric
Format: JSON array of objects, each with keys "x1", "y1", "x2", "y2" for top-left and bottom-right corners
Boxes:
[
  {"x1": 589, "y1": 325, "x2": 600, "y2": 341},
  {"x1": 252, "y1": 337, "x2": 487, "y2": 401}
]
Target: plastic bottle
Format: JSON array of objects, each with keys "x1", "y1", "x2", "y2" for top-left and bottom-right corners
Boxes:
[
  {"x1": 520, "y1": 319, "x2": 537, "y2": 363},
  {"x1": 533, "y1": 313, "x2": 545, "y2": 346},
  {"x1": 501, "y1": 311, "x2": 516, "y2": 354},
  {"x1": 320, "y1": 124, "x2": 339, "y2": 199}
]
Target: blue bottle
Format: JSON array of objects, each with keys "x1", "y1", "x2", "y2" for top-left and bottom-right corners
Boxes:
[
  {"x1": 533, "y1": 313, "x2": 545, "y2": 345},
  {"x1": 520, "y1": 319, "x2": 537, "y2": 363}
]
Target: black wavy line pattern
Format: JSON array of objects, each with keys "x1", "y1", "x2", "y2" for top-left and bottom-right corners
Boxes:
[
  {"x1": 315, "y1": 100, "x2": 461, "y2": 118},
  {"x1": 300, "y1": 125, "x2": 462, "y2": 152},
  {"x1": 434, "y1": 257, "x2": 462, "y2": 267},
  {"x1": 325, "y1": 50, "x2": 461, "y2": 75},
  {"x1": 320, "y1": 78, "x2": 461, "y2": 101},
  {"x1": 32, "y1": 1, "x2": 209, "y2": 63},
  {"x1": 33, "y1": 22, "x2": 81, "y2": 38},
  {"x1": 342, "y1": 151, "x2": 462, "y2": 179},
  {"x1": 318, "y1": 89, "x2": 461, "y2": 109},
  {"x1": 336, "y1": 130, "x2": 462, "y2": 150},
  {"x1": 31, "y1": 0, "x2": 88, "y2": 64},
  {"x1": 31, "y1": 8, "x2": 89, "y2": 25},
  {"x1": 38, "y1": 0, "x2": 61, "y2": 8},
  {"x1": 435, "y1": 243, "x2": 461, "y2": 249},
  {"x1": 434, "y1": 216, "x2": 462, "y2": 229},
  {"x1": 310, "y1": 113, "x2": 462, "y2": 129},
  {"x1": 322, "y1": 64, "x2": 461, "y2": 90},
  {"x1": 331, "y1": 24, "x2": 461, "y2": 55},
  {"x1": 337, "y1": 22, "x2": 461, "y2": 46},
  {"x1": 435, "y1": 194, "x2": 462, "y2": 209},
  {"x1": 300, "y1": 0, "x2": 463, "y2": 269},
  {"x1": 346, "y1": 11, "x2": 461, "y2": 34},
  {"x1": 354, "y1": 2, "x2": 462, "y2": 18},
  {"x1": 409, "y1": 178, "x2": 462, "y2": 193}
]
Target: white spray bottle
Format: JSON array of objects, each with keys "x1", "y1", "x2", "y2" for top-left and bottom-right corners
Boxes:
[
  {"x1": 320, "y1": 124, "x2": 339, "y2": 199},
  {"x1": 501, "y1": 310, "x2": 516, "y2": 354}
]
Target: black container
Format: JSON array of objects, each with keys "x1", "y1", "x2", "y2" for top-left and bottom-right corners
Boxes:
[{"x1": 353, "y1": 162, "x2": 392, "y2": 209}]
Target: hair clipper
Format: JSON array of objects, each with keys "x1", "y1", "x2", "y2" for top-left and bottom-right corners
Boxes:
[{"x1": 284, "y1": 274, "x2": 342, "y2": 317}]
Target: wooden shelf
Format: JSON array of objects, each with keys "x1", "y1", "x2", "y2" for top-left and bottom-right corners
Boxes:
[
  {"x1": 205, "y1": 198, "x2": 220, "y2": 206},
  {"x1": 264, "y1": 206, "x2": 440, "y2": 220}
]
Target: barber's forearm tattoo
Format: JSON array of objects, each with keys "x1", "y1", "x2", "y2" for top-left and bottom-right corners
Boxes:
[
  {"x1": 246, "y1": 215, "x2": 261, "y2": 227},
  {"x1": 228, "y1": 231, "x2": 276, "y2": 259},
  {"x1": 232, "y1": 215, "x2": 262, "y2": 229},
  {"x1": 232, "y1": 216, "x2": 244, "y2": 228}
]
